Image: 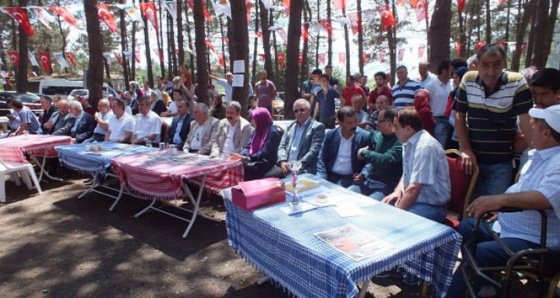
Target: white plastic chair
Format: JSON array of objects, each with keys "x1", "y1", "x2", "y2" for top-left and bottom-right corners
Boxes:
[{"x1": 0, "y1": 159, "x2": 42, "y2": 202}]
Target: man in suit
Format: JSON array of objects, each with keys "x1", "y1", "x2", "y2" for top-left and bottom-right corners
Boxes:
[
  {"x1": 317, "y1": 106, "x2": 371, "y2": 187},
  {"x1": 166, "y1": 99, "x2": 192, "y2": 149},
  {"x1": 270, "y1": 98, "x2": 325, "y2": 177},
  {"x1": 213, "y1": 101, "x2": 253, "y2": 155},
  {"x1": 50, "y1": 100, "x2": 76, "y2": 136},
  {"x1": 39, "y1": 96, "x2": 57, "y2": 134},
  {"x1": 184, "y1": 103, "x2": 219, "y2": 155},
  {"x1": 69, "y1": 101, "x2": 96, "y2": 143}
]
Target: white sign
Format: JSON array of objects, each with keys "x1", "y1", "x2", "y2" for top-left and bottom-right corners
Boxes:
[
  {"x1": 233, "y1": 60, "x2": 245, "y2": 73},
  {"x1": 232, "y1": 74, "x2": 244, "y2": 87}
]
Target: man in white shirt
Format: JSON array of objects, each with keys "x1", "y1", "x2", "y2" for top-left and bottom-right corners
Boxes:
[
  {"x1": 425, "y1": 60, "x2": 454, "y2": 148},
  {"x1": 130, "y1": 96, "x2": 162, "y2": 145},
  {"x1": 415, "y1": 61, "x2": 437, "y2": 88},
  {"x1": 105, "y1": 98, "x2": 135, "y2": 143},
  {"x1": 213, "y1": 101, "x2": 253, "y2": 155},
  {"x1": 184, "y1": 103, "x2": 219, "y2": 155},
  {"x1": 209, "y1": 72, "x2": 233, "y2": 103}
]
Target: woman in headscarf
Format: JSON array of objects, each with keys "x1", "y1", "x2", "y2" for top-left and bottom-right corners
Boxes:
[
  {"x1": 232, "y1": 108, "x2": 282, "y2": 181},
  {"x1": 149, "y1": 90, "x2": 167, "y2": 116},
  {"x1": 413, "y1": 89, "x2": 436, "y2": 135}
]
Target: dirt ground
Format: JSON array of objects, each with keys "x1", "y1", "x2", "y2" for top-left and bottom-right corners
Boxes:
[{"x1": 0, "y1": 173, "x2": 549, "y2": 298}]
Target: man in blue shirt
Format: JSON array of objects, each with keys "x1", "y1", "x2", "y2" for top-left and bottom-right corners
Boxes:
[
  {"x1": 8, "y1": 98, "x2": 42, "y2": 136},
  {"x1": 313, "y1": 74, "x2": 339, "y2": 129},
  {"x1": 166, "y1": 99, "x2": 192, "y2": 149}
]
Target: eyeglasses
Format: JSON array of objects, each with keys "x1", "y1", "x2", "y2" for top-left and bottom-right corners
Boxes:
[
  {"x1": 378, "y1": 120, "x2": 391, "y2": 124},
  {"x1": 294, "y1": 109, "x2": 307, "y2": 113}
]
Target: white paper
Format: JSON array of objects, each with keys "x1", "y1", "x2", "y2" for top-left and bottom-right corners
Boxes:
[
  {"x1": 233, "y1": 60, "x2": 245, "y2": 73},
  {"x1": 232, "y1": 74, "x2": 244, "y2": 87},
  {"x1": 332, "y1": 205, "x2": 366, "y2": 218}
]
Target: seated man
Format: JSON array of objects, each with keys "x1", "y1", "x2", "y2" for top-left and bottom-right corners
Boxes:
[
  {"x1": 447, "y1": 104, "x2": 560, "y2": 297},
  {"x1": 383, "y1": 107, "x2": 450, "y2": 223},
  {"x1": 8, "y1": 98, "x2": 42, "y2": 136},
  {"x1": 69, "y1": 101, "x2": 96, "y2": 143},
  {"x1": 214, "y1": 101, "x2": 253, "y2": 155},
  {"x1": 184, "y1": 103, "x2": 219, "y2": 155},
  {"x1": 47, "y1": 99, "x2": 75, "y2": 136},
  {"x1": 86, "y1": 99, "x2": 114, "y2": 142},
  {"x1": 130, "y1": 96, "x2": 162, "y2": 145},
  {"x1": 271, "y1": 98, "x2": 325, "y2": 177},
  {"x1": 350, "y1": 107, "x2": 403, "y2": 200},
  {"x1": 105, "y1": 98, "x2": 135, "y2": 143},
  {"x1": 351, "y1": 94, "x2": 369, "y2": 128},
  {"x1": 366, "y1": 95, "x2": 390, "y2": 131},
  {"x1": 317, "y1": 106, "x2": 370, "y2": 187},
  {"x1": 165, "y1": 99, "x2": 192, "y2": 149},
  {"x1": 39, "y1": 95, "x2": 57, "y2": 134}
]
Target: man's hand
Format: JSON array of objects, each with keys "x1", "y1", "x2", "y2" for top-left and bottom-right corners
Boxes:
[
  {"x1": 353, "y1": 173, "x2": 364, "y2": 185},
  {"x1": 357, "y1": 146, "x2": 368, "y2": 160},
  {"x1": 44, "y1": 121, "x2": 54, "y2": 130},
  {"x1": 230, "y1": 153, "x2": 246, "y2": 161},
  {"x1": 382, "y1": 190, "x2": 401, "y2": 205},
  {"x1": 461, "y1": 149, "x2": 478, "y2": 175},
  {"x1": 466, "y1": 195, "x2": 504, "y2": 218},
  {"x1": 280, "y1": 161, "x2": 290, "y2": 175}
]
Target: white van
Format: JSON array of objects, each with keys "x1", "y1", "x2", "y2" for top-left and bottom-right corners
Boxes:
[{"x1": 36, "y1": 78, "x2": 117, "y2": 99}]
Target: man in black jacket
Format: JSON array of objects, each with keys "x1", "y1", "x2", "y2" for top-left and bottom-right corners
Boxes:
[{"x1": 165, "y1": 99, "x2": 192, "y2": 149}]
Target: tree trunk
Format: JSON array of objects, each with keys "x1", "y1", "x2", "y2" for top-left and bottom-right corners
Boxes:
[
  {"x1": 177, "y1": 0, "x2": 184, "y2": 69},
  {"x1": 327, "y1": 0, "x2": 332, "y2": 66},
  {"x1": 284, "y1": 0, "x2": 303, "y2": 120},
  {"x1": 428, "y1": 0, "x2": 451, "y2": 72},
  {"x1": 251, "y1": 0, "x2": 259, "y2": 86},
  {"x1": 525, "y1": 8, "x2": 537, "y2": 68},
  {"x1": 342, "y1": 6, "x2": 350, "y2": 77},
  {"x1": 16, "y1": 0, "x2": 29, "y2": 93},
  {"x1": 84, "y1": 0, "x2": 103, "y2": 109},
  {"x1": 271, "y1": 10, "x2": 279, "y2": 82},
  {"x1": 544, "y1": 0, "x2": 560, "y2": 65},
  {"x1": 357, "y1": 0, "x2": 364, "y2": 75},
  {"x1": 120, "y1": 7, "x2": 130, "y2": 88},
  {"x1": 259, "y1": 2, "x2": 273, "y2": 78},
  {"x1": 300, "y1": 2, "x2": 310, "y2": 85},
  {"x1": 131, "y1": 6, "x2": 137, "y2": 81},
  {"x1": 511, "y1": 0, "x2": 537, "y2": 71},
  {"x1": 386, "y1": 0, "x2": 397, "y2": 85},
  {"x1": 142, "y1": 0, "x2": 154, "y2": 88},
  {"x1": 219, "y1": 15, "x2": 227, "y2": 75},
  {"x1": 157, "y1": 0, "x2": 165, "y2": 78},
  {"x1": 168, "y1": 13, "x2": 177, "y2": 77},
  {"x1": 184, "y1": 4, "x2": 195, "y2": 77},
  {"x1": 315, "y1": 0, "x2": 320, "y2": 68},
  {"x1": 530, "y1": 0, "x2": 552, "y2": 68},
  {"x1": 230, "y1": 0, "x2": 249, "y2": 111},
  {"x1": 193, "y1": 0, "x2": 208, "y2": 104},
  {"x1": 485, "y1": 0, "x2": 492, "y2": 43}
]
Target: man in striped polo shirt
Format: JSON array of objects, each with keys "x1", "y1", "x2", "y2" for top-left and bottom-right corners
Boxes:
[
  {"x1": 455, "y1": 44, "x2": 533, "y2": 199},
  {"x1": 391, "y1": 65, "x2": 422, "y2": 110}
]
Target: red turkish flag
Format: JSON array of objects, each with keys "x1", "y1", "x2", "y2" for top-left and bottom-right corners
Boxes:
[
  {"x1": 277, "y1": 53, "x2": 285, "y2": 68},
  {"x1": 3, "y1": 7, "x2": 34, "y2": 36},
  {"x1": 140, "y1": 2, "x2": 159, "y2": 34},
  {"x1": 457, "y1": 0, "x2": 466, "y2": 13},
  {"x1": 456, "y1": 41, "x2": 462, "y2": 56},
  {"x1": 499, "y1": 0, "x2": 506, "y2": 4},
  {"x1": 476, "y1": 40, "x2": 486, "y2": 52},
  {"x1": 221, "y1": 36, "x2": 229, "y2": 46},
  {"x1": 520, "y1": 42, "x2": 528, "y2": 54},
  {"x1": 50, "y1": 6, "x2": 78, "y2": 28},
  {"x1": 97, "y1": 4, "x2": 118, "y2": 33},
  {"x1": 497, "y1": 41, "x2": 507, "y2": 50},
  {"x1": 258, "y1": 54, "x2": 265, "y2": 60},
  {"x1": 302, "y1": 24, "x2": 309, "y2": 42},
  {"x1": 415, "y1": 0, "x2": 427, "y2": 22},
  {"x1": 363, "y1": 53, "x2": 368, "y2": 63},
  {"x1": 318, "y1": 53, "x2": 325, "y2": 65},
  {"x1": 380, "y1": 7, "x2": 396, "y2": 30},
  {"x1": 186, "y1": 0, "x2": 194, "y2": 10},
  {"x1": 255, "y1": 31, "x2": 262, "y2": 39},
  {"x1": 334, "y1": 0, "x2": 346, "y2": 11},
  {"x1": 7, "y1": 51, "x2": 19, "y2": 68},
  {"x1": 159, "y1": 49, "x2": 164, "y2": 62},
  {"x1": 338, "y1": 52, "x2": 346, "y2": 65},
  {"x1": 65, "y1": 52, "x2": 76, "y2": 67},
  {"x1": 283, "y1": 0, "x2": 290, "y2": 15},
  {"x1": 246, "y1": 0, "x2": 252, "y2": 26},
  {"x1": 135, "y1": 50, "x2": 141, "y2": 63},
  {"x1": 217, "y1": 52, "x2": 224, "y2": 66},
  {"x1": 114, "y1": 51, "x2": 123, "y2": 66},
  {"x1": 205, "y1": 39, "x2": 216, "y2": 53},
  {"x1": 203, "y1": 1, "x2": 212, "y2": 21},
  {"x1": 38, "y1": 52, "x2": 52, "y2": 73},
  {"x1": 298, "y1": 53, "x2": 303, "y2": 65},
  {"x1": 320, "y1": 19, "x2": 333, "y2": 38},
  {"x1": 397, "y1": 0, "x2": 405, "y2": 6},
  {"x1": 409, "y1": 0, "x2": 419, "y2": 8},
  {"x1": 347, "y1": 12, "x2": 360, "y2": 35}
]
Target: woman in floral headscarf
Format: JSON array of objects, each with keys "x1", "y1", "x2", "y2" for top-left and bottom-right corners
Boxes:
[
  {"x1": 413, "y1": 89, "x2": 435, "y2": 135},
  {"x1": 232, "y1": 107, "x2": 282, "y2": 181}
]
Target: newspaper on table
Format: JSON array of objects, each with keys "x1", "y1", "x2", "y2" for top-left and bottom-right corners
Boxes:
[{"x1": 315, "y1": 224, "x2": 392, "y2": 261}]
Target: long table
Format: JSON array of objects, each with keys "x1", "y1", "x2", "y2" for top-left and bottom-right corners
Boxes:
[
  {"x1": 0, "y1": 134, "x2": 73, "y2": 181},
  {"x1": 55, "y1": 142, "x2": 155, "y2": 210},
  {"x1": 111, "y1": 150, "x2": 244, "y2": 238},
  {"x1": 224, "y1": 175, "x2": 461, "y2": 298}
]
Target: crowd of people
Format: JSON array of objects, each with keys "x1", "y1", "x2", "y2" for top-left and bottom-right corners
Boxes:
[{"x1": 2, "y1": 43, "x2": 560, "y2": 296}]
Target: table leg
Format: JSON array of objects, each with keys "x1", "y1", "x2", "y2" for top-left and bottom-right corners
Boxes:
[
  {"x1": 134, "y1": 198, "x2": 157, "y2": 217},
  {"x1": 78, "y1": 173, "x2": 98, "y2": 199},
  {"x1": 181, "y1": 175, "x2": 206, "y2": 238},
  {"x1": 356, "y1": 280, "x2": 370, "y2": 298},
  {"x1": 32, "y1": 156, "x2": 63, "y2": 182}
]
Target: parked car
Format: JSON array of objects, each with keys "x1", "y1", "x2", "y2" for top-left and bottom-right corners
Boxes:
[
  {"x1": 0, "y1": 91, "x2": 42, "y2": 117},
  {"x1": 67, "y1": 89, "x2": 115, "y2": 102}
]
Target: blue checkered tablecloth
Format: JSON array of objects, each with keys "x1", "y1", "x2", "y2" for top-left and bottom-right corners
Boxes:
[
  {"x1": 55, "y1": 142, "x2": 155, "y2": 175},
  {"x1": 224, "y1": 175, "x2": 461, "y2": 298}
]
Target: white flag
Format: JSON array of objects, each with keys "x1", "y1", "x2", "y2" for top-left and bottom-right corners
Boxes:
[
  {"x1": 53, "y1": 52, "x2": 68, "y2": 68},
  {"x1": 165, "y1": 1, "x2": 178, "y2": 21},
  {"x1": 119, "y1": 4, "x2": 144, "y2": 25},
  {"x1": 27, "y1": 6, "x2": 56, "y2": 28},
  {"x1": 28, "y1": 52, "x2": 39, "y2": 67},
  {"x1": 260, "y1": 0, "x2": 273, "y2": 9},
  {"x1": 213, "y1": 0, "x2": 231, "y2": 19}
]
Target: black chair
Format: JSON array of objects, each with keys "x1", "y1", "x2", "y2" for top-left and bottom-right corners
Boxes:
[{"x1": 460, "y1": 209, "x2": 560, "y2": 298}]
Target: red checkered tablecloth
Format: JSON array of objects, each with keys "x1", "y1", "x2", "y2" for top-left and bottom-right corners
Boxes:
[
  {"x1": 111, "y1": 150, "x2": 244, "y2": 201},
  {"x1": 0, "y1": 134, "x2": 73, "y2": 163}
]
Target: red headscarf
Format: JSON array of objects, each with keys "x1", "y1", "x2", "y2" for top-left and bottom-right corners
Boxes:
[{"x1": 249, "y1": 108, "x2": 273, "y2": 154}]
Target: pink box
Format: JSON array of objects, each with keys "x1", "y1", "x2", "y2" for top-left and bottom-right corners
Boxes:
[{"x1": 232, "y1": 178, "x2": 286, "y2": 211}]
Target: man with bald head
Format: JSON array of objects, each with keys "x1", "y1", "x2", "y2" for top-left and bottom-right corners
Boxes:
[
  {"x1": 209, "y1": 72, "x2": 234, "y2": 103},
  {"x1": 69, "y1": 101, "x2": 96, "y2": 143},
  {"x1": 85, "y1": 98, "x2": 114, "y2": 142},
  {"x1": 366, "y1": 95, "x2": 390, "y2": 131},
  {"x1": 49, "y1": 99, "x2": 76, "y2": 136},
  {"x1": 184, "y1": 103, "x2": 219, "y2": 155}
]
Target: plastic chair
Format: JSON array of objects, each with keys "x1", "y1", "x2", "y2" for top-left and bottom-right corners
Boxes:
[
  {"x1": 444, "y1": 149, "x2": 479, "y2": 229},
  {"x1": 0, "y1": 159, "x2": 42, "y2": 202},
  {"x1": 461, "y1": 210, "x2": 560, "y2": 298}
]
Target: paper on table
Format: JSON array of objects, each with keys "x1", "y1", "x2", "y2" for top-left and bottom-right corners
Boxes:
[{"x1": 332, "y1": 205, "x2": 366, "y2": 217}]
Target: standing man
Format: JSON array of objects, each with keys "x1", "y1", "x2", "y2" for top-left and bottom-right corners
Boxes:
[
  {"x1": 130, "y1": 97, "x2": 162, "y2": 145},
  {"x1": 383, "y1": 107, "x2": 450, "y2": 223},
  {"x1": 352, "y1": 107, "x2": 403, "y2": 199},
  {"x1": 209, "y1": 72, "x2": 233, "y2": 103},
  {"x1": 8, "y1": 98, "x2": 42, "y2": 136},
  {"x1": 313, "y1": 74, "x2": 340, "y2": 129},
  {"x1": 272, "y1": 99, "x2": 325, "y2": 177},
  {"x1": 317, "y1": 107, "x2": 370, "y2": 187},
  {"x1": 392, "y1": 66, "x2": 422, "y2": 110},
  {"x1": 415, "y1": 61, "x2": 437, "y2": 88},
  {"x1": 255, "y1": 70, "x2": 277, "y2": 114},
  {"x1": 341, "y1": 75, "x2": 367, "y2": 107},
  {"x1": 368, "y1": 71, "x2": 393, "y2": 113},
  {"x1": 425, "y1": 60, "x2": 453, "y2": 148},
  {"x1": 105, "y1": 98, "x2": 135, "y2": 143},
  {"x1": 165, "y1": 99, "x2": 192, "y2": 149},
  {"x1": 361, "y1": 75, "x2": 370, "y2": 95},
  {"x1": 455, "y1": 44, "x2": 533, "y2": 198},
  {"x1": 213, "y1": 101, "x2": 254, "y2": 155},
  {"x1": 324, "y1": 65, "x2": 339, "y2": 89},
  {"x1": 39, "y1": 96, "x2": 57, "y2": 134}
]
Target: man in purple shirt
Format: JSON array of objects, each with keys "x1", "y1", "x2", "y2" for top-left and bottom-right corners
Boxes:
[{"x1": 255, "y1": 70, "x2": 277, "y2": 115}]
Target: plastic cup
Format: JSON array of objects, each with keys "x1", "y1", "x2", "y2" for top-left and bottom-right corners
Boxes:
[{"x1": 159, "y1": 142, "x2": 167, "y2": 151}]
